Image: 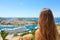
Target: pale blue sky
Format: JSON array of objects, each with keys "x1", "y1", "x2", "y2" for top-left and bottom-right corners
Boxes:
[{"x1": 0, "y1": 0, "x2": 60, "y2": 17}]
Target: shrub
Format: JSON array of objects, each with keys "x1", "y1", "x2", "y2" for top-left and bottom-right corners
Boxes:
[
  {"x1": 0, "y1": 30, "x2": 9, "y2": 40},
  {"x1": 20, "y1": 31, "x2": 29, "y2": 36},
  {"x1": 13, "y1": 33, "x2": 19, "y2": 37}
]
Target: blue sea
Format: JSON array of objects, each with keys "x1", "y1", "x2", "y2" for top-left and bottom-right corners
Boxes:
[{"x1": 0, "y1": 18, "x2": 60, "y2": 30}]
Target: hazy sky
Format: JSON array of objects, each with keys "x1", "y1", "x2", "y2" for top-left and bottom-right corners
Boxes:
[{"x1": 0, "y1": 0, "x2": 60, "y2": 17}]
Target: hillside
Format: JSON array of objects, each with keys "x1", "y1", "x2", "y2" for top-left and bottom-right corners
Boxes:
[{"x1": 0, "y1": 18, "x2": 38, "y2": 26}]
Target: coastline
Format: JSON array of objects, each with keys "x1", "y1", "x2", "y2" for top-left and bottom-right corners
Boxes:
[{"x1": 0, "y1": 24, "x2": 60, "y2": 40}]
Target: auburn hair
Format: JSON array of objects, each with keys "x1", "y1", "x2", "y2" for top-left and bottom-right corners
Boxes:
[{"x1": 37, "y1": 8, "x2": 58, "y2": 40}]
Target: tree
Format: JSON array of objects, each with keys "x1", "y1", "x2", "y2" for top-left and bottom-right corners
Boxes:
[{"x1": 0, "y1": 30, "x2": 9, "y2": 40}]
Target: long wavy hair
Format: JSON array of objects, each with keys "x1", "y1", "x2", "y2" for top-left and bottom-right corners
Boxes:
[{"x1": 38, "y1": 8, "x2": 58, "y2": 40}]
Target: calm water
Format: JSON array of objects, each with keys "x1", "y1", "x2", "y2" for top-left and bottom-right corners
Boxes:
[
  {"x1": 0, "y1": 26, "x2": 23, "y2": 30},
  {"x1": 26, "y1": 24, "x2": 37, "y2": 30},
  {"x1": 0, "y1": 18, "x2": 60, "y2": 30},
  {"x1": 54, "y1": 18, "x2": 60, "y2": 23}
]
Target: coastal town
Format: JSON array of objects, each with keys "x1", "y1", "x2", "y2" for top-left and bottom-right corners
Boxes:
[{"x1": 0, "y1": 18, "x2": 38, "y2": 26}]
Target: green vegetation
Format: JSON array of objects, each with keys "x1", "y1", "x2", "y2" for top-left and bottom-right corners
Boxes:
[
  {"x1": 0, "y1": 30, "x2": 9, "y2": 40},
  {"x1": 13, "y1": 33, "x2": 19, "y2": 37},
  {"x1": 20, "y1": 31, "x2": 29, "y2": 36}
]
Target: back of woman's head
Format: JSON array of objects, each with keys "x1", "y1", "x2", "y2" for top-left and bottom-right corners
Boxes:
[{"x1": 38, "y1": 8, "x2": 58, "y2": 40}]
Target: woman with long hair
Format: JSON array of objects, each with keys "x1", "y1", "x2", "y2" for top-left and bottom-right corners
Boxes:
[{"x1": 35, "y1": 8, "x2": 59, "y2": 40}]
